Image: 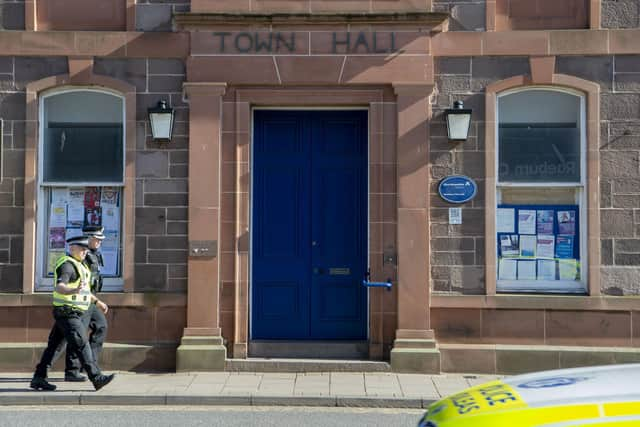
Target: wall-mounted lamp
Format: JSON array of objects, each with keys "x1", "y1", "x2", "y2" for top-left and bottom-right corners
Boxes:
[
  {"x1": 148, "y1": 100, "x2": 175, "y2": 142},
  {"x1": 445, "y1": 100, "x2": 472, "y2": 141}
]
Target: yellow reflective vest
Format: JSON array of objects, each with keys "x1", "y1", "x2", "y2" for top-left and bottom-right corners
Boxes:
[{"x1": 52, "y1": 255, "x2": 92, "y2": 311}]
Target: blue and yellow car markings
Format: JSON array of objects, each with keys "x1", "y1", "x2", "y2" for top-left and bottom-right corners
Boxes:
[{"x1": 419, "y1": 380, "x2": 640, "y2": 427}]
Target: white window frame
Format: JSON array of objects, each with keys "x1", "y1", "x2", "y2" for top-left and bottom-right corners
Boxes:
[
  {"x1": 495, "y1": 87, "x2": 587, "y2": 294},
  {"x1": 35, "y1": 87, "x2": 126, "y2": 291}
]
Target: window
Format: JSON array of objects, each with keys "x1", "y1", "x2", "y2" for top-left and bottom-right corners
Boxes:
[
  {"x1": 36, "y1": 89, "x2": 125, "y2": 291},
  {"x1": 496, "y1": 88, "x2": 586, "y2": 293}
]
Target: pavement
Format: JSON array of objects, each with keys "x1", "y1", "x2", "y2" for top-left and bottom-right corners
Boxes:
[{"x1": 0, "y1": 371, "x2": 502, "y2": 408}]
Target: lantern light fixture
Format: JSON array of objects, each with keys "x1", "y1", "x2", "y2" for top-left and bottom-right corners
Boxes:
[
  {"x1": 148, "y1": 100, "x2": 175, "y2": 142},
  {"x1": 445, "y1": 100, "x2": 472, "y2": 141}
]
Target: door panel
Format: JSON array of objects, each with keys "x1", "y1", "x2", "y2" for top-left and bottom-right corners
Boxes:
[
  {"x1": 252, "y1": 110, "x2": 367, "y2": 340},
  {"x1": 310, "y1": 113, "x2": 367, "y2": 339},
  {"x1": 252, "y1": 112, "x2": 310, "y2": 339}
]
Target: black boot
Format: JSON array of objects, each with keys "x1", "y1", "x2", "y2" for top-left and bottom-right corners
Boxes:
[
  {"x1": 30, "y1": 376, "x2": 56, "y2": 391},
  {"x1": 92, "y1": 373, "x2": 115, "y2": 391},
  {"x1": 64, "y1": 371, "x2": 87, "y2": 382}
]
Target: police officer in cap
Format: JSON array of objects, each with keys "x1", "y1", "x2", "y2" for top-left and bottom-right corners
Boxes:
[
  {"x1": 30, "y1": 236, "x2": 115, "y2": 391},
  {"x1": 61, "y1": 225, "x2": 109, "y2": 381}
]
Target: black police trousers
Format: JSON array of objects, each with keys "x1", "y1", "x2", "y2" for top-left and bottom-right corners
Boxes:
[
  {"x1": 55, "y1": 304, "x2": 107, "y2": 375},
  {"x1": 33, "y1": 306, "x2": 101, "y2": 380}
]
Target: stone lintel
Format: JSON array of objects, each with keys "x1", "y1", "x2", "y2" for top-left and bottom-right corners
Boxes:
[
  {"x1": 174, "y1": 12, "x2": 449, "y2": 28},
  {"x1": 183, "y1": 82, "x2": 227, "y2": 98},
  {"x1": 393, "y1": 82, "x2": 435, "y2": 97}
]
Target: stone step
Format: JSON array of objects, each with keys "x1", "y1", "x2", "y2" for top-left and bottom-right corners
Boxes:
[
  {"x1": 249, "y1": 340, "x2": 369, "y2": 359},
  {"x1": 226, "y1": 358, "x2": 391, "y2": 373},
  {"x1": 393, "y1": 339, "x2": 438, "y2": 349}
]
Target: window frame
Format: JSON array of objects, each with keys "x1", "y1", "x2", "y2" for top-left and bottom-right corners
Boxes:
[
  {"x1": 495, "y1": 86, "x2": 588, "y2": 294},
  {"x1": 35, "y1": 87, "x2": 126, "y2": 291}
]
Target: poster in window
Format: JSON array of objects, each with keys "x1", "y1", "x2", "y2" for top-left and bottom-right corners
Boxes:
[
  {"x1": 67, "y1": 188, "x2": 85, "y2": 227},
  {"x1": 84, "y1": 206, "x2": 102, "y2": 228},
  {"x1": 49, "y1": 227, "x2": 65, "y2": 249},
  {"x1": 518, "y1": 210, "x2": 536, "y2": 235},
  {"x1": 559, "y1": 259, "x2": 579, "y2": 280},
  {"x1": 51, "y1": 188, "x2": 68, "y2": 205},
  {"x1": 555, "y1": 235, "x2": 574, "y2": 259},
  {"x1": 100, "y1": 248, "x2": 119, "y2": 276},
  {"x1": 84, "y1": 187, "x2": 101, "y2": 209},
  {"x1": 519, "y1": 235, "x2": 536, "y2": 257},
  {"x1": 68, "y1": 188, "x2": 84, "y2": 205},
  {"x1": 49, "y1": 204, "x2": 67, "y2": 228},
  {"x1": 102, "y1": 206, "x2": 120, "y2": 231},
  {"x1": 500, "y1": 235, "x2": 519, "y2": 257},
  {"x1": 100, "y1": 187, "x2": 118, "y2": 207},
  {"x1": 536, "y1": 210, "x2": 554, "y2": 234},
  {"x1": 496, "y1": 208, "x2": 515, "y2": 233},
  {"x1": 47, "y1": 250, "x2": 64, "y2": 276},
  {"x1": 498, "y1": 258, "x2": 517, "y2": 280},
  {"x1": 102, "y1": 230, "x2": 119, "y2": 249},
  {"x1": 517, "y1": 260, "x2": 536, "y2": 280},
  {"x1": 537, "y1": 259, "x2": 556, "y2": 281},
  {"x1": 557, "y1": 210, "x2": 576, "y2": 235},
  {"x1": 536, "y1": 235, "x2": 555, "y2": 259}
]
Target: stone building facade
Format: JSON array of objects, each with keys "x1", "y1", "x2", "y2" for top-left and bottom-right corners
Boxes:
[{"x1": 0, "y1": 0, "x2": 638, "y2": 373}]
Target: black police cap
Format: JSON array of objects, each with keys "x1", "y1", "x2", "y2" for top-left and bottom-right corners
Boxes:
[{"x1": 66, "y1": 236, "x2": 90, "y2": 248}]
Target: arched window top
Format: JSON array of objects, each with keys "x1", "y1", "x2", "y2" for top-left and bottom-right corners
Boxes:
[
  {"x1": 497, "y1": 88, "x2": 584, "y2": 184},
  {"x1": 43, "y1": 90, "x2": 123, "y2": 125},
  {"x1": 498, "y1": 89, "x2": 582, "y2": 127},
  {"x1": 41, "y1": 88, "x2": 124, "y2": 185}
]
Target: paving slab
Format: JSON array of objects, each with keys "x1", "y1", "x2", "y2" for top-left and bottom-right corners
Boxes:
[
  {"x1": 0, "y1": 371, "x2": 499, "y2": 408},
  {"x1": 397, "y1": 374, "x2": 439, "y2": 399},
  {"x1": 432, "y1": 375, "x2": 471, "y2": 397}
]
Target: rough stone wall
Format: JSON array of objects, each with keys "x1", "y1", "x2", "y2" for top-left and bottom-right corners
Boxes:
[
  {"x1": 432, "y1": 55, "x2": 640, "y2": 296},
  {"x1": 430, "y1": 57, "x2": 512, "y2": 294},
  {"x1": 95, "y1": 58, "x2": 188, "y2": 293},
  {"x1": 136, "y1": 0, "x2": 189, "y2": 31},
  {"x1": 0, "y1": 57, "x2": 187, "y2": 293},
  {"x1": 0, "y1": 57, "x2": 68, "y2": 292},
  {"x1": 599, "y1": 55, "x2": 640, "y2": 295},
  {"x1": 433, "y1": 0, "x2": 486, "y2": 31},
  {"x1": 0, "y1": 0, "x2": 24, "y2": 30},
  {"x1": 602, "y1": 0, "x2": 640, "y2": 28}
]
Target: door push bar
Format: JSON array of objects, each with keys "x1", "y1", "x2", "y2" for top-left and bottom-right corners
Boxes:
[{"x1": 362, "y1": 270, "x2": 393, "y2": 292}]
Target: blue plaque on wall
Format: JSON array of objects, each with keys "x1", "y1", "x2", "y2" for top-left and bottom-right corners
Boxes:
[{"x1": 438, "y1": 175, "x2": 477, "y2": 204}]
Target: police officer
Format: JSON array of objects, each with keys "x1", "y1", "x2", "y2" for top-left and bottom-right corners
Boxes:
[
  {"x1": 62, "y1": 225, "x2": 108, "y2": 381},
  {"x1": 30, "y1": 236, "x2": 115, "y2": 391}
]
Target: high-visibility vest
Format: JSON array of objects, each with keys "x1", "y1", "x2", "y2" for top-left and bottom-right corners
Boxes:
[{"x1": 52, "y1": 255, "x2": 92, "y2": 311}]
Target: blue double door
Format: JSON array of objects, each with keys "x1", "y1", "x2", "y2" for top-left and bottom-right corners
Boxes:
[{"x1": 252, "y1": 110, "x2": 368, "y2": 340}]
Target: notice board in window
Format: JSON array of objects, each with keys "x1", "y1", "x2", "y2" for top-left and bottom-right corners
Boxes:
[{"x1": 496, "y1": 204, "x2": 580, "y2": 283}]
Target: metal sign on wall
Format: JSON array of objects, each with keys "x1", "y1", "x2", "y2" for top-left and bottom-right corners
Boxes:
[{"x1": 438, "y1": 175, "x2": 477, "y2": 204}]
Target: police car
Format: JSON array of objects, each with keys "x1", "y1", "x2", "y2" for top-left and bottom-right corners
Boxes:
[{"x1": 418, "y1": 363, "x2": 640, "y2": 427}]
